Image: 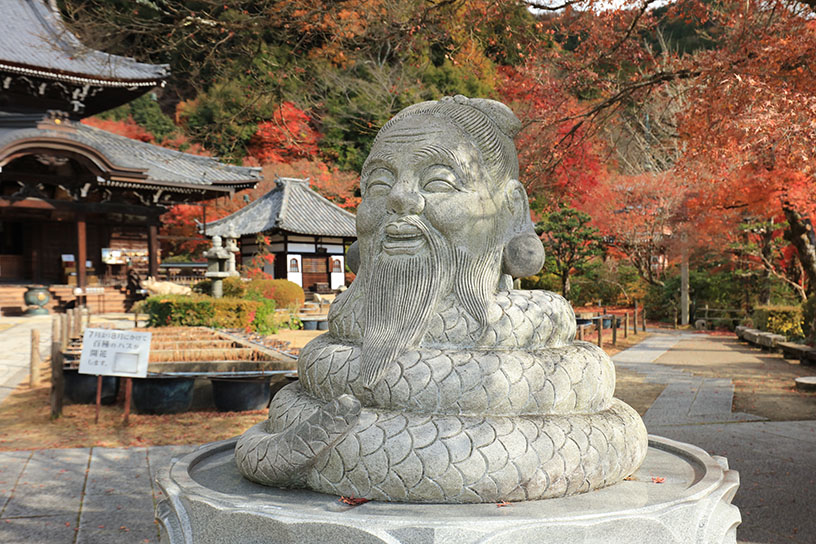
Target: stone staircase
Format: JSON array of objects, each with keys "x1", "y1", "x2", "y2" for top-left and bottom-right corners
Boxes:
[
  {"x1": 0, "y1": 284, "x2": 131, "y2": 316},
  {"x1": 0, "y1": 285, "x2": 27, "y2": 316}
]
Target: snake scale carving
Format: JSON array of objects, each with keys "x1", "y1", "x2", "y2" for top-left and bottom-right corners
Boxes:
[
  {"x1": 234, "y1": 96, "x2": 648, "y2": 503},
  {"x1": 235, "y1": 289, "x2": 648, "y2": 503}
]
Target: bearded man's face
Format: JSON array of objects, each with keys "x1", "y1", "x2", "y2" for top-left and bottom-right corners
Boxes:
[
  {"x1": 354, "y1": 116, "x2": 512, "y2": 385},
  {"x1": 357, "y1": 116, "x2": 506, "y2": 263}
]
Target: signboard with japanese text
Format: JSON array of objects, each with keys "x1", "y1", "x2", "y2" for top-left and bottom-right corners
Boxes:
[{"x1": 79, "y1": 329, "x2": 152, "y2": 378}]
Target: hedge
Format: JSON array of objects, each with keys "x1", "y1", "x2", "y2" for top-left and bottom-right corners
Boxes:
[
  {"x1": 245, "y1": 279, "x2": 305, "y2": 309},
  {"x1": 753, "y1": 305, "x2": 804, "y2": 339},
  {"x1": 191, "y1": 276, "x2": 246, "y2": 298},
  {"x1": 143, "y1": 294, "x2": 260, "y2": 329}
]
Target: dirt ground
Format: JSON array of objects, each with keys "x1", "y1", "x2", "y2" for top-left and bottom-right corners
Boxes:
[
  {"x1": 0, "y1": 381, "x2": 264, "y2": 451},
  {"x1": 653, "y1": 336, "x2": 816, "y2": 421}
]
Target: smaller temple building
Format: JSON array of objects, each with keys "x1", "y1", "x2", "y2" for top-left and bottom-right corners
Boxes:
[{"x1": 205, "y1": 178, "x2": 356, "y2": 292}]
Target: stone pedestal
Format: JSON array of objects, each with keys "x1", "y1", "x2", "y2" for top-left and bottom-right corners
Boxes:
[{"x1": 156, "y1": 435, "x2": 740, "y2": 544}]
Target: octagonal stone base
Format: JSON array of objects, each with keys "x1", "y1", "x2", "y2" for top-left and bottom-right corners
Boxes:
[{"x1": 156, "y1": 435, "x2": 740, "y2": 544}]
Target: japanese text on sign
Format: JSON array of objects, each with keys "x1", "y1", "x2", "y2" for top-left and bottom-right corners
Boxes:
[{"x1": 78, "y1": 328, "x2": 152, "y2": 378}]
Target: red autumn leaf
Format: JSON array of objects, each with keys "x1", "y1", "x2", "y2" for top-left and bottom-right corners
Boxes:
[{"x1": 339, "y1": 495, "x2": 369, "y2": 506}]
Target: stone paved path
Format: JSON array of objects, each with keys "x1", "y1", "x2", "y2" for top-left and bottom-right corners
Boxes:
[
  {"x1": 613, "y1": 332, "x2": 814, "y2": 544},
  {"x1": 614, "y1": 332, "x2": 766, "y2": 425},
  {"x1": 0, "y1": 314, "x2": 140, "y2": 406},
  {"x1": 0, "y1": 445, "x2": 195, "y2": 544},
  {"x1": 0, "y1": 316, "x2": 52, "y2": 406}
]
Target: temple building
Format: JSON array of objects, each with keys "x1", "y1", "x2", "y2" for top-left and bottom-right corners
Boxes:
[
  {"x1": 205, "y1": 178, "x2": 356, "y2": 292},
  {"x1": 0, "y1": 0, "x2": 261, "y2": 314}
]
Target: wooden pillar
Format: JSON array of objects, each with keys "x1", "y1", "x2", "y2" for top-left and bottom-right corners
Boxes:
[
  {"x1": 77, "y1": 215, "x2": 87, "y2": 304},
  {"x1": 634, "y1": 304, "x2": 639, "y2": 335},
  {"x1": 148, "y1": 224, "x2": 159, "y2": 279},
  {"x1": 123, "y1": 378, "x2": 133, "y2": 425},
  {"x1": 612, "y1": 316, "x2": 618, "y2": 346},
  {"x1": 30, "y1": 329, "x2": 41, "y2": 387},
  {"x1": 596, "y1": 319, "x2": 603, "y2": 348},
  {"x1": 33, "y1": 222, "x2": 43, "y2": 283},
  {"x1": 51, "y1": 314, "x2": 65, "y2": 419},
  {"x1": 624, "y1": 313, "x2": 629, "y2": 338},
  {"x1": 50, "y1": 316, "x2": 60, "y2": 369}
]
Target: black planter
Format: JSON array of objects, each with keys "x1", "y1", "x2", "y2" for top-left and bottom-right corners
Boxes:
[
  {"x1": 132, "y1": 378, "x2": 195, "y2": 414},
  {"x1": 302, "y1": 319, "x2": 318, "y2": 330},
  {"x1": 211, "y1": 378, "x2": 271, "y2": 412},
  {"x1": 64, "y1": 369, "x2": 120, "y2": 404}
]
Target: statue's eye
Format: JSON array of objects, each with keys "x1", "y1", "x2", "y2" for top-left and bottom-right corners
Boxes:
[
  {"x1": 422, "y1": 166, "x2": 458, "y2": 193},
  {"x1": 365, "y1": 168, "x2": 393, "y2": 196},
  {"x1": 423, "y1": 179, "x2": 456, "y2": 192}
]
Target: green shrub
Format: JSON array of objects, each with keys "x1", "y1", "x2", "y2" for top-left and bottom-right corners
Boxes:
[
  {"x1": 246, "y1": 279, "x2": 305, "y2": 309},
  {"x1": 143, "y1": 294, "x2": 259, "y2": 329},
  {"x1": 753, "y1": 305, "x2": 804, "y2": 338},
  {"x1": 243, "y1": 288, "x2": 279, "y2": 335},
  {"x1": 192, "y1": 276, "x2": 247, "y2": 298}
]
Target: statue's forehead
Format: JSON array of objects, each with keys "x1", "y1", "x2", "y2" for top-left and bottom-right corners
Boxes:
[
  {"x1": 376, "y1": 115, "x2": 452, "y2": 141},
  {"x1": 368, "y1": 116, "x2": 478, "y2": 166}
]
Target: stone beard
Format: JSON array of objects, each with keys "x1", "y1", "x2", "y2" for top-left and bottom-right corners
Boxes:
[{"x1": 358, "y1": 215, "x2": 502, "y2": 386}]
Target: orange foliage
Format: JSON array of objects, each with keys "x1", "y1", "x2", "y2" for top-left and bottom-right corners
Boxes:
[
  {"x1": 247, "y1": 102, "x2": 321, "y2": 165},
  {"x1": 498, "y1": 64, "x2": 607, "y2": 207}
]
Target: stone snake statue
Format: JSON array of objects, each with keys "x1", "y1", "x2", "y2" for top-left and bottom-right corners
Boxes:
[{"x1": 234, "y1": 95, "x2": 648, "y2": 503}]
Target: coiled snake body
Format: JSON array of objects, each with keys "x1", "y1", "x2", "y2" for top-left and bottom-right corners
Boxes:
[{"x1": 235, "y1": 289, "x2": 648, "y2": 503}]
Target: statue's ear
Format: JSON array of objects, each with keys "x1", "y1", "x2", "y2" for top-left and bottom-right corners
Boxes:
[
  {"x1": 504, "y1": 180, "x2": 529, "y2": 232},
  {"x1": 346, "y1": 241, "x2": 360, "y2": 274},
  {"x1": 501, "y1": 180, "x2": 546, "y2": 278}
]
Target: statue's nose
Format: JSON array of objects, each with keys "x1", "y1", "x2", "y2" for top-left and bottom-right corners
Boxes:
[{"x1": 387, "y1": 183, "x2": 425, "y2": 215}]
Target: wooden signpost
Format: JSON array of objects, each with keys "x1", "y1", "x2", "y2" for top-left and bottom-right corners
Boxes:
[{"x1": 79, "y1": 328, "x2": 151, "y2": 425}]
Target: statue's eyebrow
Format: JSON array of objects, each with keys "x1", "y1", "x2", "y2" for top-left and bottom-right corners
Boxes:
[
  {"x1": 361, "y1": 152, "x2": 398, "y2": 179},
  {"x1": 413, "y1": 145, "x2": 469, "y2": 185}
]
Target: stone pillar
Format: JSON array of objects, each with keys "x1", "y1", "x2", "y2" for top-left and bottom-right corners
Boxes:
[
  {"x1": 204, "y1": 235, "x2": 230, "y2": 298},
  {"x1": 225, "y1": 228, "x2": 240, "y2": 277}
]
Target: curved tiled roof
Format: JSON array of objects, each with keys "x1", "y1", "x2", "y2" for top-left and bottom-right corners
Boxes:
[
  {"x1": 206, "y1": 178, "x2": 357, "y2": 238},
  {"x1": 74, "y1": 124, "x2": 260, "y2": 185},
  {"x1": 0, "y1": 121, "x2": 262, "y2": 189},
  {"x1": 0, "y1": 0, "x2": 168, "y2": 85}
]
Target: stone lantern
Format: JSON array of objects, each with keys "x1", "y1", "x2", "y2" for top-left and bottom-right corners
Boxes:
[{"x1": 203, "y1": 235, "x2": 231, "y2": 298}]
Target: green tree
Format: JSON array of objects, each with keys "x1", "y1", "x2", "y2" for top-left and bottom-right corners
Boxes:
[{"x1": 536, "y1": 204, "x2": 603, "y2": 300}]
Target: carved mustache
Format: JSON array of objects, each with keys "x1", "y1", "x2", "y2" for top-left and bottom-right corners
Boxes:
[{"x1": 383, "y1": 215, "x2": 431, "y2": 239}]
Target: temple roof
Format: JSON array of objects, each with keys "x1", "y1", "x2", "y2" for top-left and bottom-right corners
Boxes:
[
  {"x1": 0, "y1": 0, "x2": 168, "y2": 86},
  {"x1": 0, "y1": 118, "x2": 262, "y2": 193},
  {"x1": 205, "y1": 177, "x2": 357, "y2": 238}
]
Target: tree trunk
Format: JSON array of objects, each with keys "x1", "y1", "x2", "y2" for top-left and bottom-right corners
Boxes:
[
  {"x1": 680, "y1": 243, "x2": 689, "y2": 325},
  {"x1": 759, "y1": 226, "x2": 774, "y2": 306},
  {"x1": 783, "y1": 207, "x2": 816, "y2": 342},
  {"x1": 562, "y1": 273, "x2": 571, "y2": 300},
  {"x1": 783, "y1": 207, "x2": 816, "y2": 294}
]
